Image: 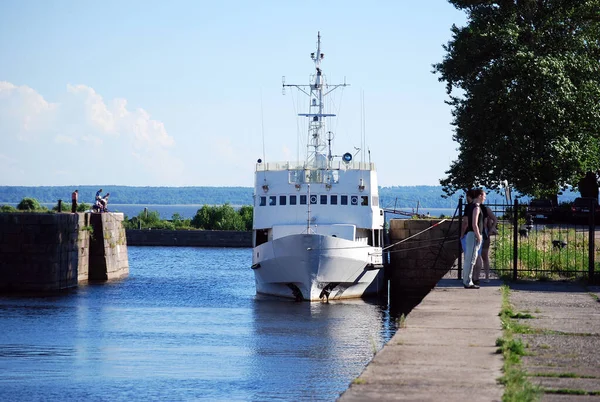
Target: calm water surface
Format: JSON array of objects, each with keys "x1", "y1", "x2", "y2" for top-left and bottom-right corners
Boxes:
[{"x1": 0, "y1": 247, "x2": 397, "y2": 401}]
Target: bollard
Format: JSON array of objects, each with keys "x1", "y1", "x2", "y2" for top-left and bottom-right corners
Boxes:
[{"x1": 58, "y1": 199, "x2": 62, "y2": 213}]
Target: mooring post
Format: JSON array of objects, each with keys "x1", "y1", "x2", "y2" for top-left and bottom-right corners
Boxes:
[{"x1": 58, "y1": 199, "x2": 62, "y2": 213}]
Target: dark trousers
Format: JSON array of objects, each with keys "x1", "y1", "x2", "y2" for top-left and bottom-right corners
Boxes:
[{"x1": 72, "y1": 201, "x2": 77, "y2": 213}]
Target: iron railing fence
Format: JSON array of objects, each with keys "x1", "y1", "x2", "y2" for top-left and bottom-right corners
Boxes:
[{"x1": 455, "y1": 199, "x2": 596, "y2": 282}]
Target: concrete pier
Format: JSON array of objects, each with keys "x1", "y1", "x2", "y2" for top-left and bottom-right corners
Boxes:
[
  {"x1": 88, "y1": 212, "x2": 129, "y2": 281},
  {"x1": 339, "y1": 279, "x2": 505, "y2": 402},
  {"x1": 125, "y1": 229, "x2": 251, "y2": 247},
  {"x1": 0, "y1": 212, "x2": 129, "y2": 292}
]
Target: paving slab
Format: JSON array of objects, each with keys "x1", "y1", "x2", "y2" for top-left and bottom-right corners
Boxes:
[{"x1": 509, "y1": 281, "x2": 600, "y2": 401}]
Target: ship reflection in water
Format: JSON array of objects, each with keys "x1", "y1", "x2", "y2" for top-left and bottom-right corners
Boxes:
[{"x1": 0, "y1": 247, "x2": 398, "y2": 401}]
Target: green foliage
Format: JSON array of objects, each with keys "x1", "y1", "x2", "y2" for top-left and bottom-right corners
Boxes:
[
  {"x1": 0, "y1": 205, "x2": 17, "y2": 213},
  {"x1": 238, "y1": 205, "x2": 253, "y2": 231},
  {"x1": 121, "y1": 205, "x2": 253, "y2": 231},
  {"x1": 16, "y1": 198, "x2": 46, "y2": 212},
  {"x1": 191, "y1": 204, "x2": 247, "y2": 231},
  {"x1": 498, "y1": 285, "x2": 542, "y2": 401},
  {"x1": 124, "y1": 210, "x2": 175, "y2": 230},
  {"x1": 434, "y1": 1, "x2": 600, "y2": 199},
  {"x1": 51, "y1": 201, "x2": 91, "y2": 212},
  {"x1": 77, "y1": 202, "x2": 91, "y2": 212},
  {"x1": 171, "y1": 213, "x2": 193, "y2": 229}
]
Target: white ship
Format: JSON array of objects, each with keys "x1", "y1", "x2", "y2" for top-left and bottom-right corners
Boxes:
[{"x1": 251, "y1": 32, "x2": 384, "y2": 301}]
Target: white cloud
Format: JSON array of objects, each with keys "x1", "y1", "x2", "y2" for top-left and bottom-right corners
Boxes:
[
  {"x1": 54, "y1": 134, "x2": 76, "y2": 144},
  {"x1": 0, "y1": 81, "x2": 58, "y2": 141},
  {"x1": 0, "y1": 81, "x2": 184, "y2": 185}
]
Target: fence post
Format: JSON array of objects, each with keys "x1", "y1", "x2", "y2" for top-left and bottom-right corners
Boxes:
[
  {"x1": 589, "y1": 198, "x2": 595, "y2": 282},
  {"x1": 457, "y1": 197, "x2": 463, "y2": 280},
  {"x1": 513, "y1": 199, "x2": 519, "y2": 281}
]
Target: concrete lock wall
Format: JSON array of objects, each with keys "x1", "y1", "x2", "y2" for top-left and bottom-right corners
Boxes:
[
  {"x1": 387, "y1": 219, "x2": 461, "y2": 299},
  {"x1": 126, "y1": 229, "x2": 252, "y2": 247},
  {"x1": 0, "y1": 213, "x2": 80, "y2": 291},
  {"x1": 89, "y1": 213, "x2": 129, "y2": 281},
  {"x1": 77, "y1": 213, "x2": 90, "y2": 283},
  {"x1": 0, "y1": 212, "x2": 129, "y2": 292}
]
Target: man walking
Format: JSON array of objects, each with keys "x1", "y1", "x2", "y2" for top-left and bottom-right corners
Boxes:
[{"x1": 71, "y1": 189, "x2": 78, "y2": 213}]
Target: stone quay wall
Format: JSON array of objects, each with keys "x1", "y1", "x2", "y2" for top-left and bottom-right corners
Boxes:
[
  {"x1": 387, "y1": 219, "x2": 461, "y2": 302},
  {"x1": 126, "y1": 229, "x2": 252, "y2": 247},
  {"x1": 0, "y1": 213, "x2": 80, "y2": 291},
  {"x1": 0, "y1": 212, "x2": 129, "y2": 292},
  {"x1": 89, "y1": 213, "x2": 129, "y2": 281},
  {"x1": 77, "y1": 213, "x2": 90, "y2": 283}
]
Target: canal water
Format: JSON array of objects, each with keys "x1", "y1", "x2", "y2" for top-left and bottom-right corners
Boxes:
[{"x1": 0, "y1": 247, "x2": 398, "y2": 401}]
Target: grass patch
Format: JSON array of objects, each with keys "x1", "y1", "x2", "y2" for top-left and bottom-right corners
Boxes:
[
  {"x1": 544, "y1": 389, "x2": 600, "y2": 396},
  {"x1": 397, "y1": 314, "x2": 407, "y2": 329},
  {"x1": 531, "y1": 372, "x2": 598, "y2": 379},
  {"x1": 491, "y1": 224, "x2": 590, "y2": 279},
  {"x1": 589, "y1": 292, "x2": 599, "y2": 302},
  {"x1": 498, "y1": 285, "x2": 541, "y2": 401},
  {"x1": 351, "y1": 378, "x2": 366, "y2": 385},
  {"x1": 512, "y1": 312, "x2": 535, "y2": 319}
]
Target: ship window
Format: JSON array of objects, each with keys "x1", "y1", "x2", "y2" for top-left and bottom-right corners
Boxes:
[
  {"x1": 320, "y1": 195, "x2": 327, "y2": 204},
  {"x1": 269, "y1": 196, "x2": 277, "y2": 206},
  {"x1": 361, "y1": 196, "x2": 368, "y2": 206},
  {"x1": 280, "y1": 195, "x2": 287, "y2": 205},
  {"x1": 331, "y1": 195, "x2": 338, "y2": 205},
  {"x1": 290, "y1": 195, "x2": 297, "y2": 205},
  {"x1": 310, "y1": 195, "x2": 317, "y2": 204},
  {"x1": 351, "y1": 196, "x2": 358, "y2": 205},
  {"x1": 260, "y1": 196, "x2": 266, "y2": 206},
  {"x1": 300, "y1": 195, "x2": 307, "y2": 205},
  {"x1": 341, "y1": 195, "x2": 348, "y2": 205}
]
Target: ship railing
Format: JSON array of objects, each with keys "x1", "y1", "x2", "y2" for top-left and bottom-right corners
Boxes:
[{"x1": 255, "y1": 161, "x2": 375, "y2": 172}]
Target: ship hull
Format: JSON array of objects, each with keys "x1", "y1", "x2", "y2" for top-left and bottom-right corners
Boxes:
[{"x1": 252, "y1": 234, "x2": 384, "y2": 301}]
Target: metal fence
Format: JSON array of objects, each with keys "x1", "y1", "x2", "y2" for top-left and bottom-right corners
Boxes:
[{"x1": 456, "y1": 199, "x2": 597, "y2": 282}]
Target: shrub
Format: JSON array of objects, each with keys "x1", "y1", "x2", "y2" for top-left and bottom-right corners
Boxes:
[
  {"x1": 16, "y1": 198, "x2": 45, "y2": 211},
  {"x1": 0, "y1": 205, "x2": 18, "y2": 213}
]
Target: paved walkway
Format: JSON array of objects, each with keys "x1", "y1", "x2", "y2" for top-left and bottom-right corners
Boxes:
[
  {"x1": 509, "y1": 281, "x2": 600, "y2": 401},
  {"x1": 339, "y1": 280, "x2": 600, "y2": 401},
  {"x1": 339, "y1": 279, "x2": 505, "y2": 402}
]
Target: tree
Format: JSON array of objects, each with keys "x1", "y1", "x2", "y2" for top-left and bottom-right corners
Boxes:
[
  {"x1": 434, "y1": 1, "x2": 600, "y2": 199},
  {"x1": 238, "y1": 205, "x2": 253, "y2": 231},
  {"x1": 191, "y1": 204, "x2": 248, "y2": 231},
  {"x1": 17, "y1": 197, "x2": 45, "y2": 211}
]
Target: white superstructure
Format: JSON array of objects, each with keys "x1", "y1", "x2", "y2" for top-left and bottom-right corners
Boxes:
[{"x1": 251, "y1": 33, "x2": 384, "y2": 301}]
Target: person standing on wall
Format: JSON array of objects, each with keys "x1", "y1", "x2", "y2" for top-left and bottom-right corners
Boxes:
[
  {"x1": 460, "y1": 188, "x2": 486, "y2": 289},
  {"x1": 71, "y1": 189, "x2": 78, "y2": 213}
]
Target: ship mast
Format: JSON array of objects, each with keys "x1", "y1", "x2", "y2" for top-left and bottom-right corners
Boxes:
[{"x1": 282, "y1": 32, "x2": 348, "y2": 168}]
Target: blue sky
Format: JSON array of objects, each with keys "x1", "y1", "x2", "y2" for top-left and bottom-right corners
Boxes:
[{"x1": 0, "y1": 1, "x2": 466, "y2": 187}]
